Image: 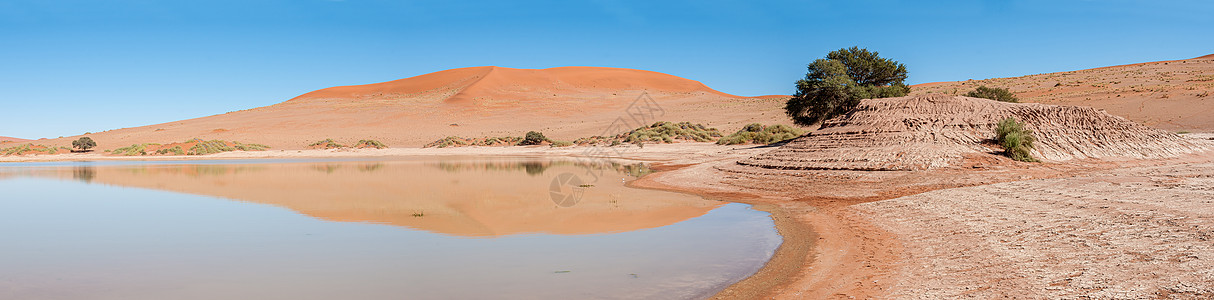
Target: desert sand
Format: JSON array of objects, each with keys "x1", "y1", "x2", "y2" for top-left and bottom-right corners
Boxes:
[
  {"x1": 0, "y1": 136, "x2": 31, "y2": 144},
  {"x1": 6, "y1": 57, "x2": 1214, "y2": 299},
  {"x1": 912, "y1": 54, "x2": 1214, "y2": 132},
  {"x1": 15, "y1": 66, "x2": 793, "y2": 151}
]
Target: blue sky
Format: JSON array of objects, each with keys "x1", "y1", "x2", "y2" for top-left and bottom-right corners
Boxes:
[{"x1": 2, "y1": 0, "x2": 1212, "y2": 139}]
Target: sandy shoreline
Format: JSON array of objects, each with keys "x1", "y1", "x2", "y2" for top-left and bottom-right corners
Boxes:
[{"x1": 4, "y1": 142, "x2": 1214, "y2": 298}]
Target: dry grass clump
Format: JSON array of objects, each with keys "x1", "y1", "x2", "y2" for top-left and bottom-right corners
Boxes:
[
  {"x1": 424, "y1": 136, "x2": 525, "y2": 148},
  {"x1": 188, "y1": 140, "x2": 235, "y2": 155},
  {"x1": 112, "y1": 143, "x2": 159, "y2": 156},
  {"x1": 233, "y1": 142, "x2": 270, "y2": 151},
  {"x1": 2, "y1": 144, "x2": 67, "y2": 156},
  {"x1": 107, "y1": 139, "x2": 269, "y2": 156},
  {"x1": 624, "y1": 121, "x2": 722, "y2": 144},
  {"x1": 354, "y1": 139, "x2": 388, "y2": 149},
  {"x1": 717, "y1": 123, "x2": 805, "y2": 145},
  {"x1": 569, "y1": 121, "x2": 722, "y2": 146},
  {"x1": 308, "y1": 139, "x2": 346, "y2": 149},
  {"x1": 156, "y1": 146, "x2": 186, "y2": 155},
  {"x1": 995, "y1": 117, "x2": 1039, "y2": 162}
]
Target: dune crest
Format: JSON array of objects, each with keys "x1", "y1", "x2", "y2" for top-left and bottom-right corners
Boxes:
[
  {"x1": 740, "y1": 95, "x2": 1208, "y2": 171},
  {"x1": 290, "y1": 66, "x2": 735, "y2": 105},
  {"x1": 33, "y1": 66, "x2": 794, "y2": 149},
  {"x1": 0, "y1": 136, "x2": 32, "y2": 144}
]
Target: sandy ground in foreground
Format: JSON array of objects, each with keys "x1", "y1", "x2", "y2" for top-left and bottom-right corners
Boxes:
[{"x1": 4, "y1": 142, "x2": 1214, "y2": 299}]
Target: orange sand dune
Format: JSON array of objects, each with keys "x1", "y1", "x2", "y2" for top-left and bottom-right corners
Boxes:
[
  {"x1": 912, "y1": 55, "x2": 1214, "y2": 131},
  {"x1": 0, "y1": 136, "x2": 31, "y2": 144},
  {"x1": 39, "y1": 66, "x2": 795, "y2": 150}
]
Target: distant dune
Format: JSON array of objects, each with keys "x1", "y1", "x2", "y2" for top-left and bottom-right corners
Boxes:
[
  {"x1": 912, "y1": 54, "x2": 1214, "y2": 131},
  {"x1": 0, "y1": 136, "x2": 31, "y2": 144},
  {"x1": 36, "y1": 66, "x2": 794, "y2": 150}
]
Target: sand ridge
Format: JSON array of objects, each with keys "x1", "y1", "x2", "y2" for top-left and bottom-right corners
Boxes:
[
  {"x1": 0, "y1": 136, "x2": 32, "y2": 144},
  {"x1": 911, "y1": 54, "x2": 1214, "y2": 131},
  {"x1": 741, "y1": 95, "x2": 1207, "y2": 171}
]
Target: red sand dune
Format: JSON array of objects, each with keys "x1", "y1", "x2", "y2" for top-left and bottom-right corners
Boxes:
[{"x1": 37, "y1": 66, "x2": 796, "y2": 150}]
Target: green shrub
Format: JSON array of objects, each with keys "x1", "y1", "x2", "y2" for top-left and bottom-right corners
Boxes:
[
  {"x1": 967, "y1": 86, "x2": 1019, "y2": 103},
  {"x1": 717, "y1": 123, "x2": 806, "y2": 145},
  {"x1": 308, "y1": 139, "x2": 345, "y2": 149},
  {"x1": 550, "y1": 140, "x2": 573, "y2": 147},
  {"x1": 427, "y1": 136, "x2": 467, "y2": 148},
  {"x1": 156, "y1": 146, "x2": 186, "y2": 155},
  {"x1": 995, "y1": 117, "x2": 1038, "y2": 162},
  {"x1": 188, "y1": 140, "x2": 234, "y2": 155},
  {"x1": 519, "y1": 131, "x2": 549, "y2": 146},
  {"x1": 233, "y1": 142, "x2": 271, "y2": 151},
  {"x1": 3, "y1": 144, "x2": 64, "y2": 155},
  {"x1": 112, "y1": 144, "x2": 154, "y2": 156},
  {"x1": 354, "y1": 139, "x2": 387, "y2": 149},
  {"x1": 624, "y1": 122, "x2": 722, "y2": 143}
]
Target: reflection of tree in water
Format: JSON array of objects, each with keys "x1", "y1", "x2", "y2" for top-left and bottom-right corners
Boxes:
[
  {"x1": 522, "y1": 162, "x2": 546, "y2": 176},
  {"x1": 312, "y1": 164, "x2": 341, "y2": 174},
  {"x1": 72, "y1": 166, "x2": 95, "y2": 183},
  {"x1": 358, "y1": 163, "x2": 384, "y2": 172},
  {"x1": 115, "y1": 165, "x2": 263, "y2": 177}
]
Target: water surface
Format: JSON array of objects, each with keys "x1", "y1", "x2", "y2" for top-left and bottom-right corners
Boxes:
[{"x1": 0, "y1": 157, "x2": 779, "y2": 299}]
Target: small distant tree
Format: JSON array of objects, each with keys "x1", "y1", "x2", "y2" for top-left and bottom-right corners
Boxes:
[
  {"x1": 786, "y1": 47, "x2": 910, "y2": 127},
  {"x1": 967, "y1": 86, "x2": 1019, "y2": 103},
  {"x1": 519, "y1": 131, "x2": 549, "y2": 146},
  {"x1": 995, "y1": 117, "x2": 1038, "y2": 162},
  {"x1": 72, "y1": 137, "x2": 96, "y2": 152}
]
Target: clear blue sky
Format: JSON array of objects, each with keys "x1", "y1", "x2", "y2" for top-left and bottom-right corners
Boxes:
[{"x1": 2, "y1": 0, "x2": 1212, "y2": 139}]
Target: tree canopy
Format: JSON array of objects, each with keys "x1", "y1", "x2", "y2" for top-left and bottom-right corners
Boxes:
[
  {"x1": 785, "y1": 47, "x2": 910, "y2": 127},
  {"x1": 72, "y1": 137, "x2": 96, "y2": 152}
]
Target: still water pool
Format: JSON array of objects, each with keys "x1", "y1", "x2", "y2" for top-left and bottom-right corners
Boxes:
[{"x1": 0, "y1": 157, "x2": 779, "y2": 299}]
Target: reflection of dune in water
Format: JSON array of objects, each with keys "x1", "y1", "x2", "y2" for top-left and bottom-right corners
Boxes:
[{"x1": 28, "y1": 159, "x2": 720, "y2": 237}]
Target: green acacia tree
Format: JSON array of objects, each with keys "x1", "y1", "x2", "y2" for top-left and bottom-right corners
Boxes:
[
  {"x1": 72, "y1": 137, "x2": 96, "y2": 152},
  {"x1": 786, "y1": 47, "x2": 910, "y2": 127}
]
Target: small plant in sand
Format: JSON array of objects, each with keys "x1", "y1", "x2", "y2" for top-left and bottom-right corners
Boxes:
[
  {"x1": 2, "y1": 144, "x2": 63, "y2": 156},
  {"x1": 233, "y1": 142, "x2": 271, "y2": 151},
  {"x1": 112, "y1": 143, "x2": 157, "y2": 156},
  {"x1": 308, "y1": 139, "x2": 346, "y2": 149},
  {"x1": 71, "y1": 137, "x2": 96, "y2": 152},
  {"x1": 624, "y1": 122, "x2": 722, "y2": 144},
  {"x1": 519, "y1": 131, "x2": 550, "y2": 146},
  {"x1": 188, "y1": 139, "x2": 235, "y2": 155},
  {"x1": 549, "y1": 140, "x2": 574, "y2": 147},
  {"x1": 156, "y1": 146, "x2": 186, "y2": 155},
  {"x1": 966, "y1": 86, "x2": 1020, "y2": 103},
  {"x1": 995, "y1": 117, "x2": 1039, "y2": 162},
  {"x1": 354, "y1": 139, "x2": 388, "y2": 149},
  {"x1": 717, "y1": 123, "x2": 806, "y2": 145}
]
